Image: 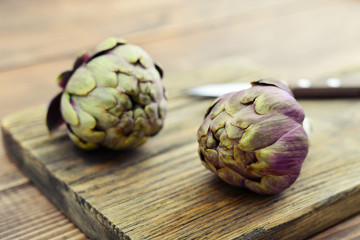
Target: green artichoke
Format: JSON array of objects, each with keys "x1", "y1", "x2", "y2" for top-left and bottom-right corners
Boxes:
[
  {"x1": 46, "y1": 37, "x2": 166, "y2": 150},
  {"x1": 197, "y1": 79, "x2": 309, "y2": 194}
]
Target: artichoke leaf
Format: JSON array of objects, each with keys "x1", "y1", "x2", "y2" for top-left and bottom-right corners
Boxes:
[{"x1": 46, "y1": 92, "x2": 64, "y2": 132}]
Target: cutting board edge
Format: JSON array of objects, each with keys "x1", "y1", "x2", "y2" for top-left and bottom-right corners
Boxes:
[
  {"x1": 1, "y1": 121, "x2": 130, "y2": 240},
  {"x1": 257, "y1": 185, "x2": 360, "y2": 240}
]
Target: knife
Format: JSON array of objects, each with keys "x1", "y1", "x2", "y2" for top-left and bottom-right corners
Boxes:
[{"x1": 186, "y1": 74, "x2": 360, "y2": 98}]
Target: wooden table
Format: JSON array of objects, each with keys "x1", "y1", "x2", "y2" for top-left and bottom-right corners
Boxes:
[{"x1": 1, "y1": 0, "x2": 360, "y2": 239}]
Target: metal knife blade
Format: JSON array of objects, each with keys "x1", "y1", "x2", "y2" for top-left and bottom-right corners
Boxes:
[{"x1": 186, "y1": 83, "x2": 252, "y2": 97}]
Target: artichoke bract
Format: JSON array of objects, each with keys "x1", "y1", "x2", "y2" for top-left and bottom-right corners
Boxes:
[
  {"x1": 197, "y1": 79, "x2": 309, "y2": 194},
  {"x1": 46, "y1": 37, "x2": 166, "y2": 150}
]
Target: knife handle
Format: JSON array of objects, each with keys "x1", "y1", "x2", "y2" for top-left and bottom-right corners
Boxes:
[
  {"x1": 292, "y1": 87, "x2": 360, "y2": 99},
  {"x1": 290, "y1": 70, "x2": 360, "y2": 98}
]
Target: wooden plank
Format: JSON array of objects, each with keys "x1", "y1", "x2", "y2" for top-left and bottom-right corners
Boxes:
[
  {"x1": 0, "y1": 0, "x2": 348, "y2": 71},
  {"x1": 2, "y1": 61, "x2": 360, "y2": 239},
  {"x1": 0, "y1": 182, "x2": 86, "y2": 240},
  {"x1": 310, "y1": 214, "x2": 360, "y2": 240},
  {"x1": 0, "y1": 156, "x2": 28, "y2": 192},
  {"x1": 0, "y1": 59, "x2": 72, "y2": 119}
]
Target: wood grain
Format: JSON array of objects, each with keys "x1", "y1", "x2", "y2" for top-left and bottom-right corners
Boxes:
[
  {"x1": 0, "y1": 0, "x2": 337, "y2": 71},
  {"x1": 0, "y1": 181, "x2": 86, "y2": 240},
  {"x1": 309, "y1": 214, "x2": 360, "y2": 240},
  {"x1": 2, "y1": 0, "x2": 360, "y2": 76},
  {"x1": 2, "y1": 60, "x2": 360, "y2": 239}
]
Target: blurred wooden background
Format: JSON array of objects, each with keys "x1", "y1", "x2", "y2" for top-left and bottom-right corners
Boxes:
[{"x1": 1, "y1": 0, "x2": 360, "y2": 239}]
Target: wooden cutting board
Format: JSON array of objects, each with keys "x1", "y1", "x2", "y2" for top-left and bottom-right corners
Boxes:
[{"x1": 2, "y1": 58, "x2": 360, "y2": 240}]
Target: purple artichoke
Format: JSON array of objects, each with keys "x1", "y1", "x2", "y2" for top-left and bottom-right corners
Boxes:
[{"x1": 197, "y1": 79, "x2": 309, "y2": 194}]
